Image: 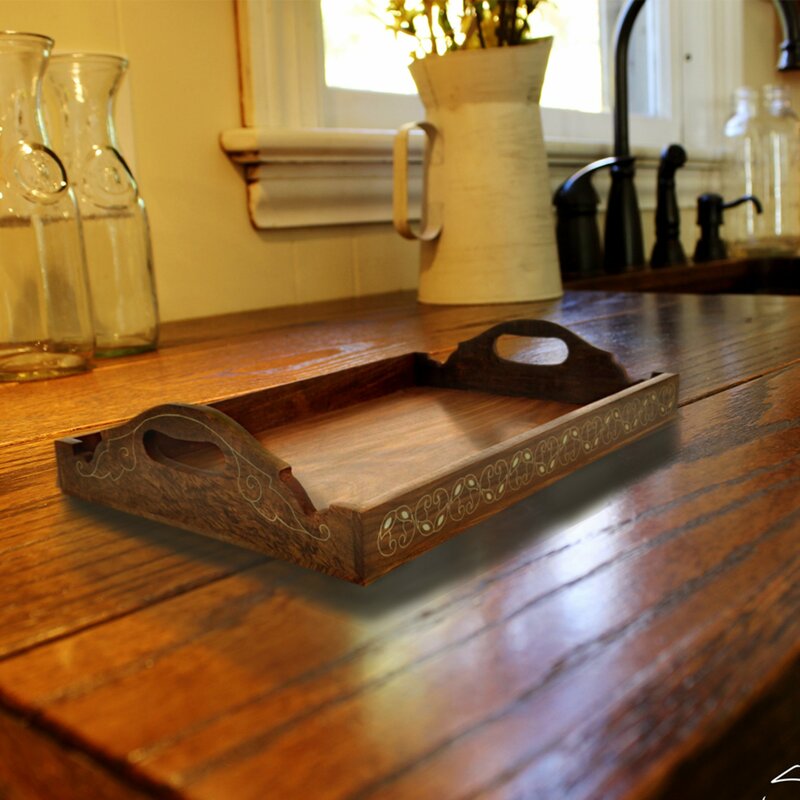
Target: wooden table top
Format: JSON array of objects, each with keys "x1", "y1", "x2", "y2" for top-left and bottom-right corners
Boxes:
[{"x1": 0, "y1": 290, "x2": 798, "y2": 800}]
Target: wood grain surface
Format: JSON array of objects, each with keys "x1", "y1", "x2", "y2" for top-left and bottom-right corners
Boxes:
[
  {"x1": 0, "y1": 290, "x2": 798, "y2": 799},
  {"x1": 3, "y1": 290, "x2": 797, "y2": 445}
]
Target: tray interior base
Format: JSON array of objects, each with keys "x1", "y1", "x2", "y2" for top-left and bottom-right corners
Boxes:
[{"x1": 252, "y1": 387, "x2": 579, "y2": 509}]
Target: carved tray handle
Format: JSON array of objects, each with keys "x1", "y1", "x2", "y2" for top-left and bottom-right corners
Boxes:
[
  {"x1": 422, "y1": 319, "x2": 634, "y2": 404},
  {"x1": 58, "y1": 402, "x2": 329, "y2": 542}
]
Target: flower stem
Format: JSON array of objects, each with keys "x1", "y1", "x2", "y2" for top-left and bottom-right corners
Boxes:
[{"x1": 473, "y1": 1, "x2": 486, "y2": 48}]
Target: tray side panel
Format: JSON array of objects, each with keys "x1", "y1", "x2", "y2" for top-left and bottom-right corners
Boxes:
[
  {"x1": 360, "y1": 374, "x2": 679, "y2": 584},
  {"x1": 213, "y1": 354, "x2": 418, "y2": 435},
  {"x1": 55, "y1": 404, "x2": 362, "y2": 583}
]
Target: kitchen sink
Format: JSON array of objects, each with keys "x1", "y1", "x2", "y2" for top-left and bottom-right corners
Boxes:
[{"x1": 564, "y1": 257, "x2": 800, "y2": 295}]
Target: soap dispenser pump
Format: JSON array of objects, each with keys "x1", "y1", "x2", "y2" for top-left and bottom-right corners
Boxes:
[{"x1": 694, "y1": 193, "x2": 763, "y2": 263}]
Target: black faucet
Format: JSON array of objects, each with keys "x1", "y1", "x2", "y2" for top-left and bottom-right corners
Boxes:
[
  {"x1": 553, "y1": 156, "x2": 634, "y2": 279},
  {"x1": 604, "y1": 0, "x2": 647, "y2": 273},
  {"x1": 554, "y1": 0, "x2": 800, "y2": 279},
  {"x1": 552, "y1": 0, "x2": 649, "y2": 278},
  {"x1": 773, "y1": 0, "x2": 800, "y2": 70}
]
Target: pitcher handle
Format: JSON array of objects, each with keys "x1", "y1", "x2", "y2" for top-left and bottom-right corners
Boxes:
[{"x1": 393, "y1": 121, "x2": 442, "y2": 241}]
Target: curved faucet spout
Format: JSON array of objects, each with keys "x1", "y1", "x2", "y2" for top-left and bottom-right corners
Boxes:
[
  {"x1": 773, "y1": 0, "x2": 800, "y2": 70},
  {"x1": 613, "y1": 0, "x2": 647, "y2": 158},
  {"x1": 605, "y1": 0, "x2": 648, "y2": 272}
]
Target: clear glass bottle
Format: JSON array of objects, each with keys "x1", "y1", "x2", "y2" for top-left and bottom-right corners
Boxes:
[
  {"x1": 0, "y1": 32, "x2": 94, "y2": 381},
  {"x1": 45, "y1": 53, "x2": 158, "y2": 357},
  {"x1": 722, "y1": 87, "x2": 768, "y2": 258},
  {"x1": 761, "y1": 84, "x2": 800, "y2": 255}
]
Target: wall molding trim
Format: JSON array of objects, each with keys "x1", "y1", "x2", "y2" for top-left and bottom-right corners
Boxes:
[{"x1": 220, "y1": 127, "x2": 721, "y2": 230}]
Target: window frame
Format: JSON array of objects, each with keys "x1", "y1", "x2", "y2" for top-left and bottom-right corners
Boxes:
[
  {"x1": 222, "y1": 0, "x2": 743, "y2": 229},
  {"x1": 319, "y1": 0, "x2": 676, "y2": 146}
]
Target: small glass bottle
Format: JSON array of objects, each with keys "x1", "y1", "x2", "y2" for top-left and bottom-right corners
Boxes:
[
  {"x1": 761, "y1": 84, "x2": 800, "y2": 255},
  {"x1": 45, "y1": 53, "x2": 158, "y2": 357},
  {"x1": 0, "y1": 32, "x2": 94, "y2": 381},
  {"x1": 722, "y1": 87, "x2": 768, "y2": 258}
]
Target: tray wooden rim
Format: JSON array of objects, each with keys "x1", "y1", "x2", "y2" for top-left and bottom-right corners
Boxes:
[{"x1": 357, "y1": 372, "x2": 676, "y2": 511}]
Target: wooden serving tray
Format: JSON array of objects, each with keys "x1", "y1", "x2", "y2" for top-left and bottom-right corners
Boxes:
[{"x1": 55, "y1": 320, "x2": 678, "y2": 584}]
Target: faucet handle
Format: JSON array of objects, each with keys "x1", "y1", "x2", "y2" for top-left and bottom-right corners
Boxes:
[
  {"x1": 651, "y1": 143, "x2": 688, "y2": 269},
  {"x1": 658, "y1": 144, "x2": 687, "y2": 179},
  {"x1": 553, "y1": 156, "x2": 634, "y2": 279},
  {"x1": 554, "y1": 156, "x2": 622, "y2": 203}
]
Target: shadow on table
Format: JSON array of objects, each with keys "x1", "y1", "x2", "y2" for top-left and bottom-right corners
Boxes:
[
  {"x1": 264, "y1": 422, "x2": 681, "y2": 618},
  {"x1": 66, "y1": 421, "x2": 679, "y2": 624}
]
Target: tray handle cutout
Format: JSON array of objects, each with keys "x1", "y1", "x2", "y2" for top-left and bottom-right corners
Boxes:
[
  {"x1": 143, "y1": 428, "x2": 228, "y2": 475},
  {"x1": 422, "y1": 319, "x2": 634, "y2": 404},
  {"x1": 58, "y1": 402, "x2": 329, "y2": 542}
]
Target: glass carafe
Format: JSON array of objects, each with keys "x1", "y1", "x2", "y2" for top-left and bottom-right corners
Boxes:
[
  {"x1": 722, "y1": 87, "x2": 768, "y2": 257},
  {"x1": 0, "y1": 32, "x2": 94, "y2": 381},
  {"x1": 762, "y1": 84, "x2": 800, "y2": 255},
  {"x1": 45, "y1": 53, "x2": 158, "y2": 357}
]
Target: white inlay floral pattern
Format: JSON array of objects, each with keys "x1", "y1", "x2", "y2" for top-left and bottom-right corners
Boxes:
[
  {"x1": 376, "y1": 383, "x2": 677, "y2": 557},
  {"x1": 76, "y1": 413, "x2": 330, "y2": 541}
]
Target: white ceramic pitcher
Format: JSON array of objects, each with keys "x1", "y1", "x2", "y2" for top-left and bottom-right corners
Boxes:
[{"x1": 394, "y1": 38, "x2": 563, "y2": 305}]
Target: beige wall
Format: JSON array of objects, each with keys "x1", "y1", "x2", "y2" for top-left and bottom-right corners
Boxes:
[
  {"x1": 1, "y1": 0, "x2": 417, "y2": 321},
  {"x1": 0, "y1": 0, "x2": 791, "y2": 321}
]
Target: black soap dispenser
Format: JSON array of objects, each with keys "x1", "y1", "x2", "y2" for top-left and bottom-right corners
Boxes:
[{"x1": 694, "y1": 193, "x2": 763, "y2": 263}]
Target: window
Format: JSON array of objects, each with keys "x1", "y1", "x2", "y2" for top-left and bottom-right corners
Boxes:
[
  {"x1": 319, "y1": 0, "x2": 672, "y2": 144},
  {"x1": 223, "y1": 0, "x2": 743, "y2": 228}
]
